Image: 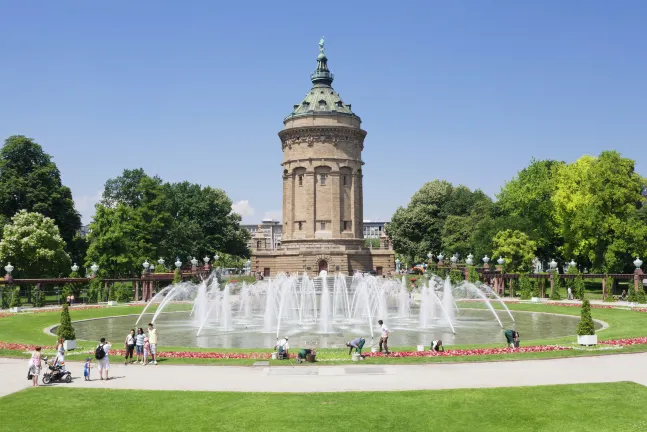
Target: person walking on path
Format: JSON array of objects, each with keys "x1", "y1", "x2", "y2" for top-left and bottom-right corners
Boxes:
[
  {"x1": 567, "y1": 287, "x2": 573, "y2": 300},
  {"x1": 135, "y1": 328, "x2": 145, "y2": 364},
  {"x1": 95, "y1": 337, "x2": 112, "y2": 380},
  {"x1": 147, "y1": 323, "x2": 158, "y2": 365},
  {"x1": 124, "y1": 329, "x2": 136, "y2": 365},
  {"x1": 83, "y1": 357, "x2": 92, "y2": 381},
  {"x1": 378, "y1": 320, "x2": 391, "y2": 354},
  {"x1": 28, "y1": 347, "x2": 42, "y2": 387}
]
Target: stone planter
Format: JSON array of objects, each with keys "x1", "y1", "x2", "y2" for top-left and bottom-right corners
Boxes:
[
  {"x1": 63, "y1": 339, "x2": 77, "y2": 351},
  {"x1": 577, "y1": 334, "x2": 598, "y2": 346},
  {"x1": 531, "y1": 297, "x2": 540, "y2": 304},
  {"x1": 107, "y1": 300, "x2": 117, "y2": 306},
  {"x1": 9, "y1": 307, "x2": 21, "y2": 313},
  {"x1": 417, "y1": 345, "x2": 425, "y2": 352}
]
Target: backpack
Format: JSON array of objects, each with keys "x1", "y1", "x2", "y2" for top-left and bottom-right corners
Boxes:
[{"x1": 95, "y1": 344, "x2": 105, "y2": 360}]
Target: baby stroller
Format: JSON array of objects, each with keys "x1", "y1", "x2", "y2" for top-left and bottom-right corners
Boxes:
[{"x1": 42, "y1": 356, "x2": 72, "y2": 384}]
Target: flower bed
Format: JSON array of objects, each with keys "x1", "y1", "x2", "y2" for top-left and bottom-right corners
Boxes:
[
  {"x1": 600, "y1": 337, "x2": 647, "y2": 346},
  {"x1": 363, "y1": 345, "x2": 571, "y2": 358}
]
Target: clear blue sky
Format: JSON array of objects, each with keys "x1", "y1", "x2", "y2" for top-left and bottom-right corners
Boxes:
[{"x1": 1, "y1": 1, "x2": 645, "y2": 224}]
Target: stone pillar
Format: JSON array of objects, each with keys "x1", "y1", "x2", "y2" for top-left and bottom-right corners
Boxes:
[
  {"x1": 549, "y1": 272, "x2": 555, "y2": 298},
  {"x1": 309, "y1": 171, "x2": 316, "y2": 237}
]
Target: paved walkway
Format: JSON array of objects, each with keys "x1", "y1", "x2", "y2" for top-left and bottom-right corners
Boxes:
[{"x1": 2, "y1": 353, "x2": 647, "y2": 396}]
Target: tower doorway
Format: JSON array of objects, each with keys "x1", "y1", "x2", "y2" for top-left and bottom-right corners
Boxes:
[{"x1": 318, "y1": 260, "x2": 328, "y2": 273}]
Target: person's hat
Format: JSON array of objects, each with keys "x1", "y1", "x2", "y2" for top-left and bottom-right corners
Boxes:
[
  {"x1": 86, "y1": 357, "x2": 91, "y2": 361},
  {"x1": 284, "y1": 336, "x2": 289, "y2": 340}
]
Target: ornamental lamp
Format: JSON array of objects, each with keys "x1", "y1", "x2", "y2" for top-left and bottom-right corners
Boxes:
[
  {"x1": 203, "y1": 256, "x2": 211, "y2": 264},
  {"x1": 158, "y1": 258, "x2": 165, "y2": 266},
  {"x1": 437, "y1": 253, "x2": 444, "y2": 261},
  {"x1": 483, "y1": 255, "x2": 490, "y2": 264},
  {"x1": 175, "y1": 257, "x2": 182, "y2": 269},
  {"x1": 634, "y1": 257, "x2": 643, "y2": 269},
  {"x1": 450, "y1": 254, "x2": 458, "y2": 264},
  {"x1": 497, "y1": 257, "x2": 505, "y2": 266},
  {"x1": 71, "y1": 263, "x2": 79, "y2": 272},
  {"x1": 190, "y1": 257, "x2": 199, "y2": 267},
  {"x1": 4, "y1": 262, "x2": 14, "y2": 275},
  {"x1": 569, "y1": 259, "x2": 576, "y2": 268},
  {"x1": 427, "y1": 252, "x2": 433, "y2": 260},
  {"x1": 466, "y1": 253, "x2": 474, "y2": 266},
  {"x1": 90, "y1": 263, "x2": 99, "y2": 274},
  {"x1": 142, "y1": 260, "x2": 150, "y2": 269},
  {"x1": 549, "y1": 259, "x2": 558, "y2": 270}
]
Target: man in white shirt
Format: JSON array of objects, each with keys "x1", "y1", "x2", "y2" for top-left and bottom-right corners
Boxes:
[
  {"x1": 96, "y1": 337, "x2": 112, "y2": 380},
  {"x1": 148, "y1": 323, "x2": 159, "y2": 365},
  {"x1": 378, "y1": 320, "x2": 391, "y2": 354},
  {"x1": 275, "y1": 337, "x2": 289, "y2": 359}
]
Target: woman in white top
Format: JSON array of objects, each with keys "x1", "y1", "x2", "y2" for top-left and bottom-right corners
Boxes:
[{"x1": 28, "y1": 347, "x2": 42, "y2": 387}]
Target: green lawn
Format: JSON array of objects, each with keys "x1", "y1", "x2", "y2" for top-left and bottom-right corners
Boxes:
[
  {"x1": 2, "y1": 302, "x2": 647, "y2": 365},
  {"x1": 1, "y1": 383, "x2": 646, "y2": 431}
]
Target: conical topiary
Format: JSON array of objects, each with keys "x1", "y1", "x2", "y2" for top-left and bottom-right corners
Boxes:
[
  {"x1": 173, "y1": 268, "x2": 182, "y2": 284},
  {"x1": 56, "y1": 303, "x2": 76, "y2": 341},
  {"x1": 519, "y1": 276, "x2": 532, "y2": 300},
  {"x1": 576, "y1": 299, "x2": 595, "y2": 336}
]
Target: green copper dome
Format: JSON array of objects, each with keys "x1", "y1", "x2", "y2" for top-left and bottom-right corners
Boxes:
[{"x1": 285, "y1": 38, "x2": 358, "y2": 120}]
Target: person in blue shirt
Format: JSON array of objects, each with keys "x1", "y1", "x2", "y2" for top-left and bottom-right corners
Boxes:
[
  {"x1": 83, "y1": 358, "x2": 92, "y2": 381},
  {"x1": 346, "y1": 337, "x2": 366, "y2": 355}
]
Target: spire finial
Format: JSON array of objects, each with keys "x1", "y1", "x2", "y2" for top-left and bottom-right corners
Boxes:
[
  {"x1": 311, "y1": 37, "x2": 333, "y2": 86},
  {"x1": 319, "y1": 37, "x2": 325, "y2": 54}
]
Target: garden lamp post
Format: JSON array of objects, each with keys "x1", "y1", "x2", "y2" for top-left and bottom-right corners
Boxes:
[
  {"x1": 549, "y1": 259, "x2": 558, "y2": 270},
  {"x1": 90, "y1": 263, "x2": 99, "y2": 276},
  {"x1": 427, "y1": 251, "x2": 433, "y2": 261},
  {"x1": 569, "y1": 259, "x2": 576, "y2": 271},
  {"x1": 4, "y1": 262, "x2": 14, "y2": 275},
  {"x1": 214, "y1": 254, "x2": 220, "y2": 264},
  {"x1": 190, "y1": 257, "x2": 198, "y2": 270},
  {"x1": 482, "y1": 255, "x2": 490, "y2": 270},
  {"x1": 634, "y1": 257, "x2": 643, "y2": 270},
  {"x1": 203, "y1": 256, "x2": 210, "y2": 264},
  {"x1": 450, "y1": 254, "x2": 458, "y2": 265},
  {"x1": 143, "y1": 260, "x2": 150, "y2": 273},
  {"x1": 158, "y1": 258, "x2": 165, "y2": 269},
  {"x1": 437, "y1": 253, "x2": 444, "y2": 265}
]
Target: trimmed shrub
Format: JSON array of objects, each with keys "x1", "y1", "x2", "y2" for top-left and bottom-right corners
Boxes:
[
  {"x1": 9, "y1": 287, "x2": 21, "y2": 308},
  {"x1": 603, "y1": 276, "x2": 615, "y2": 302},
  {"x1": 550, "y1": 270, "x2": 561, "y2": 300},
  {"x1": 467, "y1": 267, "x2": 480, "y2": 283},
  {"x1": 56, "y1": 303, "x2": 76, "y2": 340},
  {"x1": 87, "y1": 278, "x2": 103, "y2": 303},
  {"x1": 519, "y1": 276, "x2": 532, "y2": 300},
  {"x1": 32, "y1": 285, "x2": 45, "y2": 307},
  {"x1": 449, "y1": 269, "x2": 463, "y2": 285},
  {"x1": 113, "y1": 282, "x2": 133, "y2": 303},
  {"x1": 576, "y1": 299, "x2": 595, "y2": 336},
  {"x1": 173, "y1": 268, "x2": 182, "y2": 284},
  {"x1": 574, "y1": 274, "x2": 585, "y2": 300}
]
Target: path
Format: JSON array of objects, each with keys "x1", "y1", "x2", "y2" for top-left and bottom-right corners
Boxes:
[{"x1": 2, "y1": 353, "x2": 647, "y2": 397}]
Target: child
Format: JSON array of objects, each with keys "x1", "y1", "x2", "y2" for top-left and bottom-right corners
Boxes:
[
  {"x1": 84, "y1": 357, "x2": 92, "y2": 381},
  {"x1": 143, "y1": 337, "x2": 150, "y2": 365}
]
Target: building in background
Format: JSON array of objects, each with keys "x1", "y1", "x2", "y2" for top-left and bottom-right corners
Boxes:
[{"x1": 250, "y1": 39, "x2": 394, "y2": 276}]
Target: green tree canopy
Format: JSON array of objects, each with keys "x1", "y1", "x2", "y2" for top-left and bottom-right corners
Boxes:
[
  {"x1": 491, "y1": 229, "x2": 536, "y2": 273},
  {"x1": 0, "y1": 210, "x2": 71, "y2": 278},
  {"x1": 552, "y1": 151, "x2": 646, "y2": 272},
  {"x1": 86, "y1": 169, "x2": 250, "y2": 277},
  {"x1": 387, "y1": 180, "x2": 492, "y2": 263},
  {"x1": 0, "y1": 136, "x2": 81, "y2": 250}
]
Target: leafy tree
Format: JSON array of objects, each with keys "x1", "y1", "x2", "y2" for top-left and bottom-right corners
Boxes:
[
  {"x1": 467, "y1": 266, "x2": 479, "y2": 283},
  {"x1": 32, "y1": 284, "x2": 46, "y2": 307},
  {"x1": 519, "y1": 276, "x2": 532, "y2": 300},
  {"x1": 574, "y1": 274, "x2": 585, "y2": 300},
  {"x1": 0, "y1": 210, "x2": 71, "y2": 278},
  {"x1": 576, "y1": 300, "x2": 595, "y2": 336},
  {"x1": 603, "y1": 276, "x2": 615, "y2": 302},
  {"x1": 496, "y1": 159, "x2": 564, "y2": 262},
  {"x1": 87, "y1": 278, "x2": 103, "y2": 304},
  {"x1": 449, "y1": 269, "x2": 463, "y2": 285},
  {"x1": 553, "y1": 151, "x2": 647, "y2": 273},
  {"x1": 387, "y1": 180, "x2": 492, "y2": 263},
  {"x1": 0, "y1": 136, "x2": 81, "y2": 251},
  {"x1": 56, "y1": 303, "x2": 76, "y2": 340},
  {"x1": 491, "y1": 229, "x2": 536, "y2": 273}
]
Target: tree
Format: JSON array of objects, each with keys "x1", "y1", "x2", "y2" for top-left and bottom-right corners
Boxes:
[
  {"x1": 603, "y1": 276, "x2": 615, "y2": 302},
  {"x1": 550, "y1": 270, "x2": 562, "y2": 300},
  {"x1": 9, "y1": 287, "x2": 21, "y2": 308},
  {"x1": 86, "y1": 169, "x2": 250, "y2": 277},
  {"x1": 387, "y1": 180, "x2": 492, "y2": 263},
  {"x1": 519, "y1": 276, "x2": 532, "y2": 300},
  {"x1": 576, "y1": 300, "x2": 595, "y2": 336},
  {"x1": 0, "y1": 210, "x2": 71, "y2": 278},
  {"x1": 574, "y1": 274, "x2": 585, "y2": 300},
  {"x1": 491, "y1": 229, "x2": 536, "y2": 273},
  {"x1": 553, "y1": 151, "x2": 647, "y2": 273},
  {"x1": 496, "y1": 159, "x2": 564, "y2": 262},
  {"x1": 173, "y1": 268, "x2": 182, "y2": 284},
  {"x1": 0, "y1": 136, "x2": 81, "y2": 251},
  {"x1": 56, "y1": 303, "x2": 76, "y2": 341}
]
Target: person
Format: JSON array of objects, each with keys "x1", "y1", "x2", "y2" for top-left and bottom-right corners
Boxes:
[
  {"x1": 66, "y1": 295, "x2": 71, "y2": 306},
  {"x1": 567, "y1": 287, "x2": 573, "y2": 300},
  {"x1": 378, "y1": 320, "x2": 390, "y2": 354},
  {"x1": 431, "y1": 340, "x2": 445, "y2": 352},
  {"x1": 28, "y1": 347, "x2": 42, "y2": 387},
  {"x1": 297, "y1": 348, "x2": 316, "y2": 363},
  {"x1": 84, "y1": 357, "x2": 92, "y2": 381},
  {"x1": 346, "y1": 337, "x2": 366, "y2": 355},
  {"x1": 70, "y1": 295, "x2": 75, "y2": 305},
  {"x1": 124, "y1": 329, "x2": 136, "y2": 365},
  {"x1": 504, "y1": 330, "x2": 520, "y2": 348},
  {"x1": 55, "y1": 337, "x2": 66, "y2": 371},
  {"x1": 147, "y1": 323, "x2": 158, "y2": 365},
  {"x1": 135, "y1": 328, "x2": 145, "y2": 364},
  {"x1": 143, "y1": 337, "x2": 151, "y2": 365},
  {"x1": 621, "y1": 290, "x2": 627, "y2": 300},
  {"x1": 275, "y1": 337, "x2": 289, "y2": 359},
  {"x1": 96, "y1": 337, "x2": 112, "y2": 380}
]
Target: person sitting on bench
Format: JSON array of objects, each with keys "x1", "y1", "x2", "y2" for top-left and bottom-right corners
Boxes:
[
  {"x1": 504, "y1": 330, "x2": 520, "y2": 348},
  {"x1": 297, "y1": 348, "x2": 316, "y2": 363},
  {"x1": 346, "y1": 337, "x2": 366, "y2": 355},
  {"x1": 431, "y1": 340, "x2": 445, "y2": 352},
  {"x1": 275, "y1": 337, "x2": 289, "y2": 359}
]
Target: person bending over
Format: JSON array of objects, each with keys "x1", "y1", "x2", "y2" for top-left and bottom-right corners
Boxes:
[
  {"x1": 346, "y1": 337, "x2": 366, "y2": 355},
  {"x1": 275, "y1": 337, "x2": 289, "y2": 359},
  {"x1": 504, "y1": 330, "x2": 520, "y2": 348},
  {"x1": 297, "y1": 348, "x2": 316, "y2": 363},
  {"x1": 431, "y1": 340, "x2": 445, "y2": 352}
]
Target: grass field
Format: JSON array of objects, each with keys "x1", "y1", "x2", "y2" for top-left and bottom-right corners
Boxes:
[
  {"x1": 2, "y1": 302, "x2": 647, "y2": 365},
  {"x1": 1, "y1": 383, "x2": 646, "y2": 431}
]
